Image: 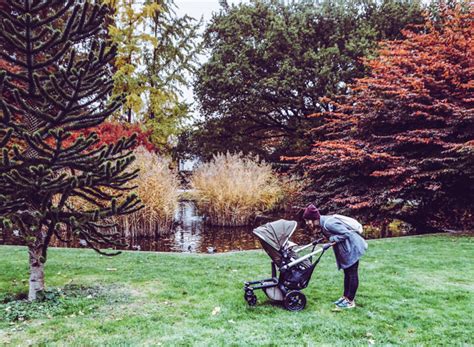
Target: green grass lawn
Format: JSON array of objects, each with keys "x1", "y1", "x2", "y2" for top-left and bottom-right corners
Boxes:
[{"x1": 0, "y1": 234, "x2": 473, "y2": 346}]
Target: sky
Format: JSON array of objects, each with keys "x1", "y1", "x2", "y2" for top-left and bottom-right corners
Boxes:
[{"x1": 174, "y1": 0, "x2": 248, "y2": 22}]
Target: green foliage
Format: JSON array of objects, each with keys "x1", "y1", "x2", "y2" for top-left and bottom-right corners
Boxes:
[
  {"x1": 191, "y1": 0, "x2": 425, "y2": 161},
  {"x1": 105, "y1": 0, "x2": 202, "y2": 151},
  {"x1": 0, "y1": 285, "x2": 106, "y2": 322},
  {"x1": 0, "y1": 1, "x2": 142, "y2": 299}
]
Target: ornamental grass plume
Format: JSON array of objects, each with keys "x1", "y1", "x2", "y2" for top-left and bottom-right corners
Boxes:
[
  {"x1": 119, "y1": 146, "x2": 180, "y2": 237},
  {"x1": 190, "y1": 152, "x2": 283, "y2": 226},
  {"x1": 65, "y1": 146, "x2": 180, "y2": 238}
]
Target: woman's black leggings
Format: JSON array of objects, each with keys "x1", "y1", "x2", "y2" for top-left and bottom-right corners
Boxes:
[{"x1": 343, "y1": 261, "x2": 359, "y2": 301}]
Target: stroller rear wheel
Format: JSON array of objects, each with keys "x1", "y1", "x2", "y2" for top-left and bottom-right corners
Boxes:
[
  {"x1": 244, "y1": 290, "x2": 257, "y2": 306},
  {"x1": 284, "y1": 290, "x2": 306, "y2": 311}
]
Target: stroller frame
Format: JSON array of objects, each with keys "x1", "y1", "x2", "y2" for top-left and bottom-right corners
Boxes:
[{"x1": 244, "y1": 237, "x2": 332, "y2": 311}]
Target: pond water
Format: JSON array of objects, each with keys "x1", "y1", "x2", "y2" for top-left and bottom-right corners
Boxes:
[
  {"x1": 1, "y1": 200, "x2": 424, "y2": 253},
  {"x1": 0, "y1": 201, "x2": 316, "y2": 253}
]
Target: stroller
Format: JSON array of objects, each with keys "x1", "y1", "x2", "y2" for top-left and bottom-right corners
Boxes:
[{"x1": 244, "y1": 219, "x2": 333, "y2": 311}]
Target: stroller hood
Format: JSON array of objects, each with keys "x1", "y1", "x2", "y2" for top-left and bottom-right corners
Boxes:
[{"x1": 253, "y1": 219, "x2": 297, "y2": 252}]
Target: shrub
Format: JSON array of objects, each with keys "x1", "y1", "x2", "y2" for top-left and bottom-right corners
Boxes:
[
  {"x1": 67, "y1": 121, "x2": 158, "y2": 153},
  {"x1": 190, "y1": 153, "x2": 283, "y2": 226}
]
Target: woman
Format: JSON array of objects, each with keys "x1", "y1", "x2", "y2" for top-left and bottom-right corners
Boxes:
[{"x1": 303, "y1": 204, "x2": 368, "y2": 309}]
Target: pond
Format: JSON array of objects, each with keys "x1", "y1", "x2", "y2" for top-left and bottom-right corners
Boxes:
[
  {"x1": 0, "y1": 201, "x2": 420, "y2": 253},
  {"x1": 0, "y1": 201, "x2": 315, "y2": 253}
]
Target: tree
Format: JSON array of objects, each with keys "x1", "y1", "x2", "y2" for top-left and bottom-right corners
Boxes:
[
  {"x1": 0, "y1": 0, "x2": 141, "y2": 300},
  {"x1": 67, "y1": 122, "x2": 158, "y2": 153},
  {"x1": 292, "y1": 5, "x2": 473, "y2": 231},
  {"x1": 104, "y1": 0, "x2": 202, "y2": 151},
  {"x1": 191, "y1": 0, "x2": 425, "y2": 161}
]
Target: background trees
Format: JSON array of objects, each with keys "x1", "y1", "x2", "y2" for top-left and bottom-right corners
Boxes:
[
  {"x1": 0, "y1": 1, "x2": 140, "y2": 300},
  {"x1": 104, "y1": 0, "x2": 202, "y2": 152},
  {"x1": 190, "y1": 0, "x2": 425, "y2": 161},
  {"x1": 293, "y1": 6, "x2": 473, "y2": 232}
]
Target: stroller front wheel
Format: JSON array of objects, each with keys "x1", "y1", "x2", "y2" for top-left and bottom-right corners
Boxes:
[
  {"x1": 244, "y1": 290, "x2": 257, "y2": 306},
  {"x1": 284, "y1": 291, "x2": 306, "y2": 311}
]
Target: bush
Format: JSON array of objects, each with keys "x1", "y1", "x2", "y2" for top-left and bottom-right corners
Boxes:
[
  {"x1": 67, "y1": 121, "x2": 158, "y2": 153},
  {"x1": 190, "y1": 153, "x2": 283, "y2": 226}
]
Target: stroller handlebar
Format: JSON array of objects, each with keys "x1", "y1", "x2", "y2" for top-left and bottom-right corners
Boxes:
[
  {"x1": 312, "y1": 237, "x2": 325, "y2": 245},
  {"x1": 281, "y1": 242, "x2": 335, "y2": 271}
]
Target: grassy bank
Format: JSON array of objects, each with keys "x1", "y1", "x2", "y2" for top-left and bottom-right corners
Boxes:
[{"x1": 0, "y1": 234, "x2": 473, "y2": 346}]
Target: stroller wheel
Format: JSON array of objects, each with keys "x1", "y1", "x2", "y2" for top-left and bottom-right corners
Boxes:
[
  {"x1": 284, "y1": 291, "x2": 306, "y2": 311},
  {"x1": 244, "y1": 290, "x2": 257, "y2": 306}
]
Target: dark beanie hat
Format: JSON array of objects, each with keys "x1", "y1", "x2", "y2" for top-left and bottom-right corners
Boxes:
[{"x1": 303, "y1": 204, "x2": 320, "y2": 220}]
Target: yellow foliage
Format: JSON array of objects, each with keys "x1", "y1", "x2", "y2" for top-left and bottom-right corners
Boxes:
[
  {"x1": 125, "y1": 93, "x2": 144, "y2": 115},
  {"x1": 143, "y1": 3, "x2": 161, "y2": 18}
]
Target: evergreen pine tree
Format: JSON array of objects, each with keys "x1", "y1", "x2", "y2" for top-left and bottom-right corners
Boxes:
[{"x1": 0, "y1": 0, "x2": 141, "y2": 301}]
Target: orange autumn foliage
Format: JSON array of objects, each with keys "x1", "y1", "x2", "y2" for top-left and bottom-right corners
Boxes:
[
  {"x1": 66, "y1": 122, "x2": 157, "y2": 153},
  {"x1": 292, "y1": 6, "x2": 474, "y2": 231}
]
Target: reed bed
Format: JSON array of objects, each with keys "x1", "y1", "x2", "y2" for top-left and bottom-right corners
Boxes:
[
  {"x1": 190, "y1": 152, "x2": 283, "y2": 226},
  {"x1": 118, "y1": 146, "x2": 180, "y2": 237},
  {"x1": 63, "y1": 146, "x2": 180, "y2": 240}
]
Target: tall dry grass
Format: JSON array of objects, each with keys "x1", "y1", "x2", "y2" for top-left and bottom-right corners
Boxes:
[
  {"x1": 64, "y1": 146, "x2": 180, "y2": 239},
  {"x1": 190, "y1": 152, "x2": 283, "y2": 226},
  {"x1": 119, "y1": 146, "x2": 180, "y2": 237}
]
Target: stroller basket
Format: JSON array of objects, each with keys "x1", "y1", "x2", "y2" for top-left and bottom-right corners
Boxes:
[{"x1": 244, "y1": 219, "x2": 332, "y2": 311}]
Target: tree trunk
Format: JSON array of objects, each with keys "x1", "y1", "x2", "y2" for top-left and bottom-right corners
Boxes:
[{"x1": 28, "y1": 245, "x2": 45, "y2": 301}]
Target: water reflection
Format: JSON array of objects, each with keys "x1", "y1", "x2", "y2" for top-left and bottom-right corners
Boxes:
[
  {"x1": 1, "y1": 201, "x2": 316, "y2": 253},
  {"x1": 148, "y1": 201, "x2": 313, "y2": 253}
]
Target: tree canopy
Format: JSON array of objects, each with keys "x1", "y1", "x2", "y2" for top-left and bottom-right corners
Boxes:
[
  {"x1": 291, "y1": 5, "x2": 473, "y2": 231},
  {"x1": 104, "y1": 0, "x2": 202, "y2": 151},
  {"x1": 190, "y1": 0, "x2": 425, "y2": 161}
]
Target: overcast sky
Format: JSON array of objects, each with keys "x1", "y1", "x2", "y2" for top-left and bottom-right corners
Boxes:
[{"x1": 175, "y1": 0, "x2": 248, "y2": 22}]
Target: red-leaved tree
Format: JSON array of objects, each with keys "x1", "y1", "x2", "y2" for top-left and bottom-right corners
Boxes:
[
  {"x1": 67, "y1": 122, "x2": 157, "y2": 153},
  {"x1": 292, "y1": 6, "x2": 473, "y2": 232}
]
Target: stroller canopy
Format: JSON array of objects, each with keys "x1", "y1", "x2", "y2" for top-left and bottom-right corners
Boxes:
[{"x1": 253, "y1": 219, "x2": 297, "y2": 251}]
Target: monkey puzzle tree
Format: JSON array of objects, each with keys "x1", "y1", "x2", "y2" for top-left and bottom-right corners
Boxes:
[{"x1": 0, "y1": 0, "x2": 141, "y2": 300}]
